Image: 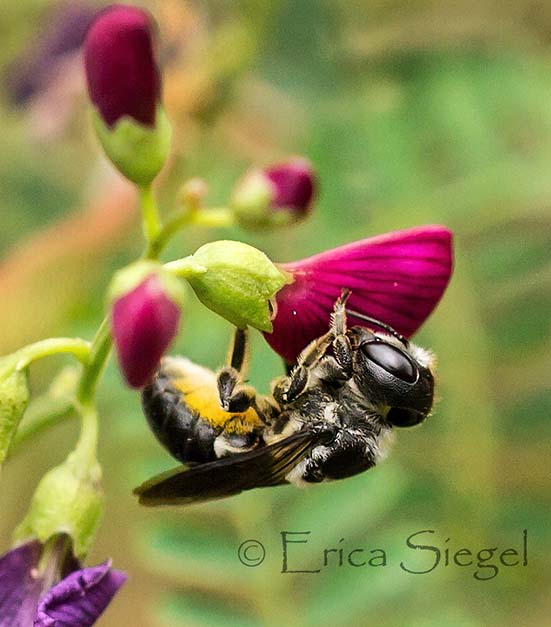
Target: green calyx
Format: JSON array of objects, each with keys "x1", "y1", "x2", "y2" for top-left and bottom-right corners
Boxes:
[
  {"x1": 0, "y1": 358, "x2": 30, "y2": 471},
  {"x1": 108, "y1": 260, "x2": 189, "y2": 307},
  {"x1": 14, "y1": 452, "x2": 103, "y2": 559},
  {"x1": 185, "y1": 240, "x2": 289, "y2": 331},
  {"x1": 230, "y1": 170, "x2": 301, "y2": 231},
  {"x1": 91, "y1": 105, "x2": 172, "y2": 186},
  {"x1": 230, "y1": 170, "x2": 274, "y2": 229}
]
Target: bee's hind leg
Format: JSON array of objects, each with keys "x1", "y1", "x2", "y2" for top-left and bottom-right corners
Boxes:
[{"x1": 217, "y1": 328, "x2": 258, "y2": 413}]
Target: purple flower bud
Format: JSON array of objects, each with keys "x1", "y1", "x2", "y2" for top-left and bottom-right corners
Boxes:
[
  {"x1": 84, "y1": 5, "x2": 161, "y2": 128},
  {"x1": 231, "y1": 158, "x2": 316, "y2": 229},
  {"x1": 264, "y1": 225, "x2": 453, "y2": 363},
  {"x1": 264, "y1": 158, "x2": 316, "y2": 216},
  {"x1": 112, "y1": 274, "x2": 181, "y2": 388}
]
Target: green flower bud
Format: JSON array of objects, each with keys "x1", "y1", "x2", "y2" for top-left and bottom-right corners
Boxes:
[
  {"x1": 186, "y1": 241, "x2": 290, "y2": 331},
  {"x1": 91, "y1": 106, "x2": 172, "y2": 187},
  {"x1": 0, "y1": 359, "x2": 30, "y2": 470},
  {"x1": 15, "y1": 453, "x2": 103, "y2": 558}
]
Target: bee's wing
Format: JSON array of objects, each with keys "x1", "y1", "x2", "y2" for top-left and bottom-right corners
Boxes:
[{"x1": 134, "y1": 430, "x2": 325, "y2": 506}]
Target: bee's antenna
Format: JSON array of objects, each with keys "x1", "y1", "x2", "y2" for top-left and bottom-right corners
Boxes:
[{"x1": 345, "y1": 309, "x2": 409, "y2": 347}]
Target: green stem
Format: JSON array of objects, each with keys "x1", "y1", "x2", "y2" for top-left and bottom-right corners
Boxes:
[
  {"x1": 192, "y1": 207, "x2": 234, "y2": 228},
  {"x1": 140, "y1": 185, "x2": 162, "y2": 258},
  {"x1": 147, "y1": 206, "x2": 235, "y2": 259},
  {"x1": 76, "y1": 317, "x2": 112, "y2": 406},
  {"x1": 150, "y1": 210, "x2": 194, "y2": 256},
  {"x1": 15, "y1": 338, "x2": 90, "y2": 370},
  {"x1": 72, "y1": 401, "x2": 99, "y2": 467}
]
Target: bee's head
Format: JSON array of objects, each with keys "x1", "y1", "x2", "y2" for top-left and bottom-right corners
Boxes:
[{"x1": 350, "y1": 327, "x2": 435, "y2": 427}]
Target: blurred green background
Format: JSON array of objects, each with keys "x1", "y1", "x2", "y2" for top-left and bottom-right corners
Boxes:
[{"x1": 1, "y1": 1, "x2": 550, "y2": 626}]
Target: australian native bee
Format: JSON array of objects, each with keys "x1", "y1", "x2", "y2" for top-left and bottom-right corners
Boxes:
[{"x1": 134, "y1": 290, "x2": 435, "y2": 506}]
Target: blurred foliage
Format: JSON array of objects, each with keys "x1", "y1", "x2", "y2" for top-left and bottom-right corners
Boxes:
[{"x1": 1, "y1": 1, "x2": 550, "y2": 626}]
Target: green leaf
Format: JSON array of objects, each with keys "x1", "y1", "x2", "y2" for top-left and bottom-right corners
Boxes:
[{"x1": 0, "y1": 359, "x2": 30, "y2": 470}]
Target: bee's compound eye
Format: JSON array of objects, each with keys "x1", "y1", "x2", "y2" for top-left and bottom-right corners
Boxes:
[
  {"x1": 361, "y1": 341, "x2": 417, "y2": 383},
  {"x1": 387, "y1": 408, "x2": 425, "y2": 427}
]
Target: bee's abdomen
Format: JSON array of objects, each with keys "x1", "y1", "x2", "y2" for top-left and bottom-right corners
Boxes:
[{"x1": 142, "y1": 373, "x2": 219, "y2": 464}]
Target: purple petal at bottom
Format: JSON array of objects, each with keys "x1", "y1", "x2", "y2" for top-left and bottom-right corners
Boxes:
[
  {"x1": 34, "y1": 561, "x2": 127, "y2": 627},
  {"x1": 0, "y1": 540, "x2": 43, "y2": 627},
  {"x1": 265, "y1": 225, "x2": 453, "y2": 363}
]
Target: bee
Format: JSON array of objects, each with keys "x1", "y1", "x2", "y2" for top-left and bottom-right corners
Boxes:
[{"x1": 134, "y1": 290, "x2": 435, "y2": 506}]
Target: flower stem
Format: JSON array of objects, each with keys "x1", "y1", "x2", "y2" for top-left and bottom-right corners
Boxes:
[
  {"x1": 66, "y1": 320, "x2": 111, "y2": 468},
  {"x1": 76, "y1": 317, "x2": 112, "y2": 407},
  {"x1": 140, "y1": 184, "x2": 162, "y2": 258},
  {"x1": 146, "y1": 205, "x2": 235, "y2": 259},
  {"x1": 149, "y1": 210, "x2": 193, "y2": 256},
  {"x1": 72, "y1": 401, "x2": 100, "y2": 468},
  {"x1": 14, "y1": 338, "x2": 90, "y2": 371},
  {"x1": 192, "y1": 207, "x2": 234, "y2": 228}
]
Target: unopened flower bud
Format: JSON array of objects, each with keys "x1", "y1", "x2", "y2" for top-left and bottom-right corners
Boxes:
[
  {"x1": 231, "y1": 158, "x2": 316, "y2": 230},
  {"x1": 84, "y1": 5, "x2": 171, "y2": 185},
  {"x1": 110, "y1": 266, "x2": 182, "y2": 388},
  {"x1": 0, "y1": 359, "x2": 30, "y2": 470},
  {"x1": 15, "y1": 455, "x2": 104, "y2": 558},
  {"x1": 186, "y1": 241, "x2": 289, "y2": 331}
]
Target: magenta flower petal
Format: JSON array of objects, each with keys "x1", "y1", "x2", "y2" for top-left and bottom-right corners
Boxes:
[
  {"x1": 34, "y1": 560, "x2": 127, "y2": 627},
  {"x1": 265, "y1": 225, "x2": 453, "y2": 362},
  {"x1": 0, "y1": 541, "x2": 43, "y2": 627},
  {"x1": 265, "y1": 158, "x2": 316, "y2": 215},
  {"x1": 112, "y1": 274, "x2": 181, "y2": 388},
  {"x1": 84, "y1": 5, "x2": 161, "y2": 127}
]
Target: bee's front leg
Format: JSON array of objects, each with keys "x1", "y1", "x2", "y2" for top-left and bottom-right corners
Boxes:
[
  {"x1": 273, "y1": 331, "x2": 334, "y2": 404},
  {"x1": 217, "y1": 328, "x2": 259, "y2": 413},
  {"x1": 330, "y1": 289, "x2": 354, "y2": 376}
]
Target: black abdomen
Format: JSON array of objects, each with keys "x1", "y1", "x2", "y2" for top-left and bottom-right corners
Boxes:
[{"x1": 142, "y1": 371, "x2": 219, "y2": 464}]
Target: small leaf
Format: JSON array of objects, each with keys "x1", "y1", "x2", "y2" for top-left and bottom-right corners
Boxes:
[{"x1": 0, "y1": 360, "x2": 30, "y2": 471}]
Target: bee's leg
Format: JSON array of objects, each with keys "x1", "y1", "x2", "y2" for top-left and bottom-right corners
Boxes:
[
  {"x1": 330, "y1": 289, "x2": 354, "y2": 376},
  {"x1": 273, "y1": 331, "x2": 334, "y2": 404},
  {"x1": 217, "y1": 328, "x2": 258, "y2": 413}
]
